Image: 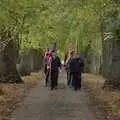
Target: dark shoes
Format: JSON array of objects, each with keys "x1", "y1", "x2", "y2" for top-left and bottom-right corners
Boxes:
[
  {"x1": 74, "y1": 87, "x2": 81, "y2": 91},
  {"x1": 51, "y1": 86, "x2": 57, "y2": 90}
]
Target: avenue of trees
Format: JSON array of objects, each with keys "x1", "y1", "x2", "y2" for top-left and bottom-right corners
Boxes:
[{"x1": 0, "y1": 0, "x2": 120, "y2": 88}]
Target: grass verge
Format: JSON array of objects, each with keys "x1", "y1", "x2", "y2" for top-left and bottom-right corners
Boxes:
[{"x1": 83, "y1": 74, "x2": 120, "y2": 120}]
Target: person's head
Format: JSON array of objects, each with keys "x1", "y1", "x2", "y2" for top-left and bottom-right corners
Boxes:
[
  {"x1": 46, "y1": 48, "x2": 50, "y2": 53},
  {"x1": 52, "y1": 52, "x2": 57, "y2": 59},
  {"x1": 76, "y1": 52, "x2": 80, "y2": 58},
  {"x1": 46, "y1": 53, "x2": 49, "y2": 56},
  {"x1": 70, "y1": 51, "x2": 74, "y2": 58},
  {"x1": 45, "y1": 48, "x2": 49, "y2": 56},
  {"x1": 72, "y1": 52, "x2": 80, "y2": 59},
  {"x1": 73, "y1": 53, "x2": 77, "y2": 59}
]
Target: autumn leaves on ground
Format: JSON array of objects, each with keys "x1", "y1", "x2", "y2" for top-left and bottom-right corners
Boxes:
[
  {"x1": 83, "y1": 74, "x2": 120, "y2": 120},
  {"x1": 0, "y1": 72, "x2": 43, "y2": 120}
]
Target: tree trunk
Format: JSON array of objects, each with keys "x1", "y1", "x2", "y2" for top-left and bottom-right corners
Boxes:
[
  {"x1": 0, "y1": 40, "x2": 22, "y2": 83},
  {"x1": 103, "y1": 39, "x2": 120, "y2": 89}
]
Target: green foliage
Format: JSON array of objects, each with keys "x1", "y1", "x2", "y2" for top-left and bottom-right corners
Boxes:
[{"x1": 0, "y1": 0, "x2": 119, "y2": 57}]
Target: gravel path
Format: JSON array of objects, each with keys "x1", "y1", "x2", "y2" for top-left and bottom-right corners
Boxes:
[{"x1": 10, "y1": 73, "x2": 100, "y2": 120}]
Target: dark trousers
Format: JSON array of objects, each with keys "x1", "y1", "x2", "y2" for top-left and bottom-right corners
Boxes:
[
  {"x1": 67, "y1": 71, "x2": 69, "y2": 83},
  {"x1": 45, "y1": 71, "x2": 49, "y2": 86},
  {"x1": 67, "y1": 72, "x2": 73, "y2": 86},
  {"x1": 51, "y1": 71, "x2": 59, "y2": 89},
  {"x1": 72, "y1": 72, "x2": 81, "y2": 90}
]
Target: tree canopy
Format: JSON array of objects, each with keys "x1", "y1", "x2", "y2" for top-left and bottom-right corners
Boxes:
[{"x1": 0, "y1": 0, "x2": 119, "y2": 57}]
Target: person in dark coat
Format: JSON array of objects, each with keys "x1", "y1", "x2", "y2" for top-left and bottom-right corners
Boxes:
[
  {"x1": 70, "y1": 53, "x2": 84, "y2": 90},
  {"x1": 51, "y1": 52, "x2": 61, "y2": 90}
]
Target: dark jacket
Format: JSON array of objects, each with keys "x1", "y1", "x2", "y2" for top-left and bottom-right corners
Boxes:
[
  {"x1": 70, "y1": 57, "x2": 84, "y2": 73},
  {"x1": 51, "y1": 56, "x2": 61, "y2": 72}
]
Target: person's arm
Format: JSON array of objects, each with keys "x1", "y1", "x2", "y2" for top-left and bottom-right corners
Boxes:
[
  {"x1": 69, "y1": 59, "x2": 73, "y2": 72},
  {"x1": 57, "y1": 57, "x2": 61, "y2": 69},
  {"x1": 43, "y1": 56, "x2": 47, "y2": 73},
  {"x1": 80, "y1": 57, "x2": 85, "y2": 73}
]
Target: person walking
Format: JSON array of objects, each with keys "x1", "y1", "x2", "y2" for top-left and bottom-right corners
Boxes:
[
  {"x1": 70, "y1": 53, "x2": 84, "y2": 90},
  {"x1": 44, "y1": 49, "x2": 53, "y2": 86},
  {"x1": 44, "y1": 49, "x2": 49, "y2": 86},
  {"x1": 50, "y1": 51, "x2": 61, "y2": 90},
  {"x1": 65, "y1": 51, "x2": 74, "y2": 86}
]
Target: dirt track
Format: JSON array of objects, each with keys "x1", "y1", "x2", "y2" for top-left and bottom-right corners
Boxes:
[{"x1": 10, "y1": 73, "x2": 101, "y2": 120}]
